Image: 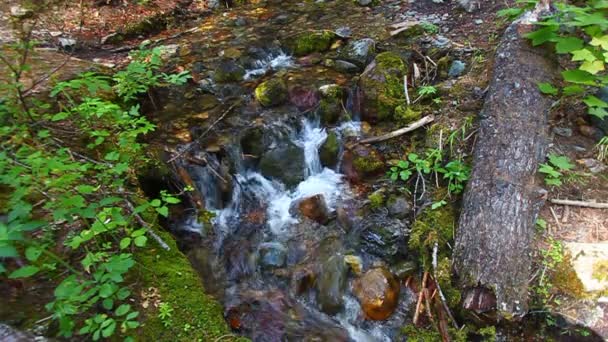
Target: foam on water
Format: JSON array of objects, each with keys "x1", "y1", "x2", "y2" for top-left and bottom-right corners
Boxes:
[{"x1": 244, "y1": 51, "x2": 294, "y2": 80}]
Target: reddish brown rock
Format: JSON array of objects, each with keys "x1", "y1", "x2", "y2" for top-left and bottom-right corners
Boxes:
[
  {"x1": 289, "y1": 86, "x2": 319, "y2": 111},
  {"x1": 352, "y1": 267, "x2": 400, "y2": 320},
  {"x1": 298, "y1": 194, "x2": 330, "y2": 224},
  {"x1": 340, "y1": 144, "x2": 385, "y2": 183}
]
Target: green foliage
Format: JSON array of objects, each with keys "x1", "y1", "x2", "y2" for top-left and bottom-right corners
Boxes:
[
  {"x1": 388, "y1": 150, "x2": 470, "y2": 195},
  {"x1": 420, "y1": 22, "x2": 439, "y2": 34},
  {"x1": 538, "y1": 153, "x2": 575, "y2": 186},
  {"x1": 596, "y1": 135, "x2": 608, "y2": 161},
  {"x1": 417, "y1": 85, "x2": 438, "y2": 97},
  {"x1": 528, "y1": 0, "x2": 608, "y2": 119},
  {"x1": 533, "y1": 238, "x2": 565, "y2": 307},
  {"x1": 0, "y1": 42, "x2": 189, "y2": 340},
  {"x1": 158, "y1": 302, "x2": 174, "y2": 327}
]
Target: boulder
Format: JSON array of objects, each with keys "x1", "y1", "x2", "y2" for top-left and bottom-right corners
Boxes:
[
  {"x1": 214, "y1": 59, "x2": 245, "y2": 83},
  {"x1": 352, "y1": 267, "x2": 400, "y2": 320},
  {"x1": 340, "y1": 144, "x2": 385, "y2": 182},
  {"x1": 359, "y1": 52, "x2": 408, "y2": 122},
  {"x1": 259, "y1": 142, "x2": 305, "y2": 187},
  {"x1": 316, "y1": 255, "x2": 348, "y2": 314},
  {"x1": 338, "y1": 38, "x2": 376, "y2": 67},
  {"x1": 360, "y1": 216, "x2": 408, "y2": 261},
  {"x1": 297, "y1": 194, "x2": 330, "y2": 224},
  {"x1": 255, "y1": 78, "x2": 288, "y2": 107},
  {"x1": 258, "y1": 242, "x2": 287, "y2": 269},
  {"x1": 319, "y1": 131, "x2": 340, "y2": 168},
  {"x1": 286, "y1": 30, "x2": 337, "y2": 57},
  {"x1": 317, "y1": 85, "x2": 345, "y2": 126}
]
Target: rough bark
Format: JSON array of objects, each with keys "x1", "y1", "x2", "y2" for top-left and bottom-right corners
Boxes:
[{"x1": 454, "y1": 2, "x2": 556, "y2": 318}]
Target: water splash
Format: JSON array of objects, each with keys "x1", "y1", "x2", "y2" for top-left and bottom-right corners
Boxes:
[{"x1": 244, "y1": 51, "x2": 294, "y2": 80}]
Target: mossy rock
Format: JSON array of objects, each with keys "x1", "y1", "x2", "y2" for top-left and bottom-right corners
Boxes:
[
  {"x1": 214, "y1": 60, "x2": 245, "y2": 83},
  {"x1": 352, "y1": 147, "x2": 385, "y2": 176},
  {"x1": 134, "y1": 229, "x2": 241, "y2": 341},
  {"x1": 286, "y1": 30, "x2": 337, "y2": 56},
  {"x1": 394, "y1": 105, "x2": 421, "y2": 125},
  {"x1": 359, "y1": 52, "x2": 408, "y2": 122},
  {"x1": 367, "y1": 189, "x2": 386, "y2": 209},
  {"x1": 255, "y1": 78, "x2": 288, "y2": 107},
  {"x1": 409, "y1": 201, "x2": 457, "y2": 267},
  {"x1": 319, "y1": 131, "x2": 339, "y2": 168}
]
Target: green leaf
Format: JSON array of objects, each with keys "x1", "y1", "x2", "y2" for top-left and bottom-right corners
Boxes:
[
  {"x1": 104, "y1": 151, "x2": 120, "y2": 161},
  {"x1": 25, "y1": 246, "x2": 42, "y2": 262},
  {"x1": 526, "y1": 27, "x2": 557, "y2": 46},
  {"x1": 563, "y1": 85, "x2": 585, "y2": 96},
  {"x1": 126, "y1": 311, "x2": 139, "y2": 320},
  {"x1": 571, "y1": 49, "x2": 597, "y2": 62},
  {"x1": 538, "y1": 82, "x2": 558, "y2": 95},
  {"x1": 99, "y1": 283, "x2": 115, "y2": 298},
  {"x1": 9, "y1": 265, "x2": 40, "y2": 278},
  {"x1": 589, "y1": 107, "x2": 608, "y2": 119},
  {"x1": 115, "y1": 304, "x2": 131, "y2": 316},
  {"x1": 580, "y1": 60, "x2": 605, "y2": 75},
  {"x1": 545, "y1": 177, "x2": 562, "y2": 187},
  {"x1": 120, "y1": 238, "x2": 131, "y2": 249},
  {"x1": 76, "y1": 185, "x2": 97, "y2": 194},
  {"x1": 562, "y1": 69, "x2": 596, "y2": 85},
  {"x1": 548, "y1": 154, "x2": 574, "y2": 171},
  {"x1": 555, "y1": 37, "x2": 584, "y2": 54},
  {"x1": 583, "y1": 96, "x2": 608, "y2": 108},
  {"x1": 156, "y1": 206, "x2": 169, "y2": 217},
  {"x1": 0, "y1": 245, "x2": 18, "y2": 258},
  {"x1": 134, "y1": 235, "x2": 147, "y2": 247},
  {"x1": 590, "y1": 35, "x2": 608, "y2": 50},
  {"x1": 150, "y1": 199, "x2": 161, "y2": 207},
  {"x1": 101, "y1": 320, "x2": 116, "y2": 338},
  {"x1": 117, "y1": 287, "x2": 130, "y2": 300},
  {"x1": 102, "y1": 298, "x2": 114, "y2": 310},
  {"x1": 538, "y1": 164, "x2": 561, "y2": 178}
]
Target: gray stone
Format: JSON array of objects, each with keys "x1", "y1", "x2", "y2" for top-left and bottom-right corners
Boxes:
[
  {"x1": 259, "y1": 142, "x2": 306, "y2": 187},
  {"x1": 338, "y1": 38, "x2": 376, "y2": 67},
  {"x1": 316, "y1": 255, "x2": 348, "y2": 314},
  {"x1": 10, "y1": 5, "x2": 33, "y2": 19},
  {"x1": 386, "y1": 195, "x2": 412, "y2": 219},
  {"x1": 448, "y1": 60, "x2": 466, "y2": 78},
  {"x1": 458, "y1": 0, "x2": 480, "y2": 12},
  {"x1": 332, "y1": 59, "x2": 359, "y2": 73},
  {"x1": 360, "y1": 217, "x2": 409, "y2": 262},
  {"x1": 474, "y1": 19, "x2": 484, "y2": 25},
  {"x1": 58, "y1": 37, "x2": 76, "y2": 49},
  {"x1": 552, "y1": 127, "x2": 573, "y2": 137},
  {"x1": 432, "y1": 35, "x2": 451, "y2": 49},
  {"x1": 335, "y1": 26, "x2": 352, "y2": 38},
  {"x1": 358, "y1": 0, "x2": 372, "y2": 6}
]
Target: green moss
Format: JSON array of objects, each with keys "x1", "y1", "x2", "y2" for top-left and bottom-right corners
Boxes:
[
  {"x1": 401, "y1": 325, "x2": 468, "y2": 342},
  {"x1": 437, "y1": 55, "x2": 452, "y2": 79},
  {"x1": 436, "y1": 257, "x2": 461, "y2": 308},
  {"x1": 319, "y1": 131, "x2": 339, "y2": 167},
  {"x1": 134, "y1": 229, "x2": 241, "y2": 341},
  {"x1": 318, "y1": 98, "x2": 341, "y2": 125},
  {"x1": 394, "y1": 105, "x2": 421, "y2": 124},
  {"x1": 477, "y1": 326, "x2": 497, "y2": 342},
  {"x1": 409, "y1": 202, "x2": 456, "y2": 269},
  {"x1": 424, "y1": 122, "x2": 450, "y2": 149},
  {"x1": 368, "y1": 190, "x2": 385, "y2": 209},
  {"x1": 552, "y1": 252, "x2": 586, "y2": 299},
  {"x1": 375, "y1": 52, "x2": 406, "y2": 70},
  {"x1": 289, "y1": 30, "x2": 336, "y2": 56},
  {"x1": 255, "y1": 78, "x2": 287, "y2": 107},
  {"x1": 353, "y1": 152, "x2": 384, "y2": 175}
]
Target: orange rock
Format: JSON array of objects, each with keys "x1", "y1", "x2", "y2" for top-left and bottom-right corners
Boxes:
[
  {"x1": 352, "y1": 267, "x2": 400, "y2": 320},
  {"x1": 298, "y1": 194, "x2": 330, "y2": 224}
]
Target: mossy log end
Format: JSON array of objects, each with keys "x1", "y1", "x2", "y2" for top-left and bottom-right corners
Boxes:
[{"x1": 453, "y1": 3, "x2": 557, "y2": 318}]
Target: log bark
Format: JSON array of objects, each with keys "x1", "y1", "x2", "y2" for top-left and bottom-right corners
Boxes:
[{"x1": 454, "y1": 2, "x2": 556, "y2": 318}]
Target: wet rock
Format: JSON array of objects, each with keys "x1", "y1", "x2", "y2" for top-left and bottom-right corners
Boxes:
[
  {"x1": 214, "y1": 59, "x2": 245, "y2": 83},
  {"x1": 259, "y1": 142, "x2": 305, "y2": 187},
  {"x1": 285, "y1": 30, "x2": 337, "y2": 57},
  {"x1": 386, "y1": 195, "x2": 412, "y2": 219},
  {"x1": 316, "y1": 255, "x2": 348, "y2": 314},
  {"x1": 448, "y1": 60, "x2": 466, "y2": 78},
  {"x1": 392, "y1": 260, "x2": 417, "y2": 279},
  {"x1": 458, "y1": 0, "x2": 480, "y2": 12},
  {"x1": 240, "y1": 127, "x2": 266, "y2": 158},
  {"x1": 336, "y1": 201, "x2": 361, "y2": 230},
  {"x1": 330, "y1": 59, "x2": 359, "y2": 74},
  {"x1": 341, "y1": 144, "x2": 385, "y2": 182},
  {"x1": 360, "y1": 216, "x2": 408, "y2": 261},
  {"x1": 317, "y1": 85, "x2": 345, "y2": 125},
  {"x1": 338, "y1": 38, "x2": 376, "y2": 67},
  {"x1": 259, "y1": 242, "x2": 287, "y2": 269},
  {"x1": 319, "y1": 131, "x2": 340, "y2": 168},
  {"x1": 289, "y1": 86, "x2": 319, "y2": 111},
  {"x1": 335, "y1": 26, "x2": 352, "y2": 38},
  {"x1": 352, "y1": 267, "x2": 400, "y2": 320},
  {"x1": 359, "y1": 52, "x2": 408, "y2": 122},
  {"x1": 291, "y1": 266, "x2": 316, "y2": 294},
  {"x1": 298, "y1": 194, "x2": 330, "y2": 224},
  {"x1": 255, "y1": 78, "x2": 288, "y2": 107},
  {"x1": 344, "y1": 254, "x2": 363, "y2": 275}
]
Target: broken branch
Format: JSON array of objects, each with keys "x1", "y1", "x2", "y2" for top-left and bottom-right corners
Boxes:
[
  {"x1": 357, "y1": 115, "x2": 434, "y2": 145},
  {"x1": 550, "y1": 199, "x2": 608, "y2": 209}
]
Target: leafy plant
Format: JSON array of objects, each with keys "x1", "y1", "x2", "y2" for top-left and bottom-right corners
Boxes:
[
  {"x1": 0, "y1": 40, "x2": 187, "y2": 340},
  {"x1": 527, "y1": 0, "x2": 608, "y2": 119},
  {"x1": 421, "y1": 22, "x2": 440, "y2": 34},
  {"x1": 158, "y1": 302, "x2": 174, "y2": 328},
  {"x1": 417, "y1": 85, "x2": 438, "y2": 97},
  {"x1": 437, "y1": 159, "x2": 471, "y2": 194},
  {"x1": 539, "y1": 153, "x2": 575, "y2": 186},
  {"x1": 596, "y1": 135, "x2": 608, "y2": 161}
]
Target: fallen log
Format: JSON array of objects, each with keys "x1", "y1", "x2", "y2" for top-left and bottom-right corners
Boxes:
[{"x1": 453, "y1": 1, "x2": 556, "y2": 318}]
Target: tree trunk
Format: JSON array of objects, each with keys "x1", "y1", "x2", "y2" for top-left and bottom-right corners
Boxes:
[{"x1": 454, "y1": 2, "x2": 556, "y2": 318}]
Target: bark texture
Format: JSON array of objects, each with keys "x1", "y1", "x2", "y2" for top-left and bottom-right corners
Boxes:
[{"x1": 454, "y1": 4, "x2": 556, "y2": 318}]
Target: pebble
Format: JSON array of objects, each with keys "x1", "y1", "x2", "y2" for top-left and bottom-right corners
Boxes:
[
  {"x1": 552, "y1": 127, "x2": 573, "y2": 137},
  {"x1": 474, "y1": 19, "x2": 483, "y2": 25},
  {"x1": 448, "y1": 60, "x2": 466, "y2": 78}
]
